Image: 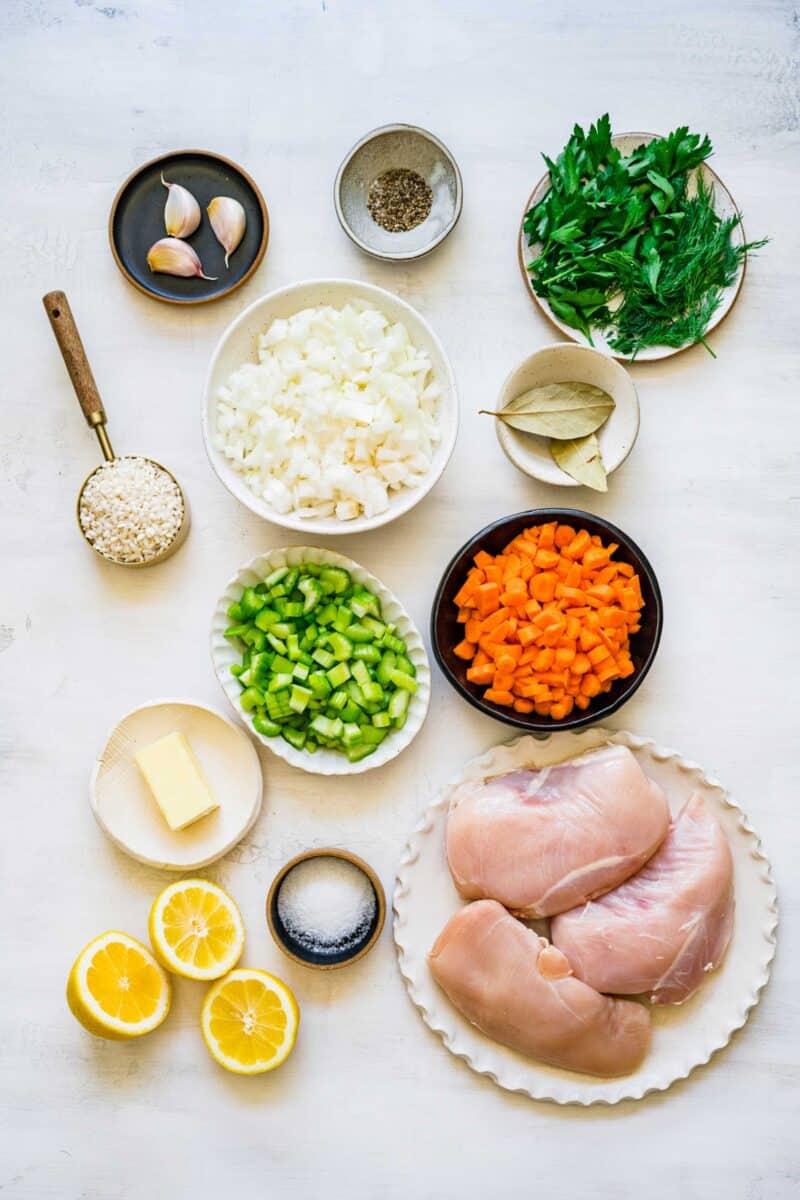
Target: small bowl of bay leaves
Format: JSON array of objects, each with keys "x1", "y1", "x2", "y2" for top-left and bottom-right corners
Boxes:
[{"x1": 486, "y1": 343, "x2": 639, "y2": 492}]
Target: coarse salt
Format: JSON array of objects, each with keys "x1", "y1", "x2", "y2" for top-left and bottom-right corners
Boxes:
[
  {"x1": 277, "y1": 856, "x2": 377, "y2": 953},
  {"x1": 79, "y1": 457, "x2": 184, "y2": 564}
]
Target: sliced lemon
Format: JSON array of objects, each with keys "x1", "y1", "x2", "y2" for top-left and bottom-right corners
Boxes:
[
  {"x1": 149, "y1": 879, "x2": 245, "y2": 981},
  {"x1": 201, "y1": 968, "x2": 299, "y2": 1074},
  {"x1": 67, "y1": 930, "x2": 172, "y2": 1040}
]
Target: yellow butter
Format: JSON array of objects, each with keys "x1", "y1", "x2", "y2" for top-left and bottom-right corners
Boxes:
[{"x1": 134, "y1": 731, "x2": 219, "y2": 832}]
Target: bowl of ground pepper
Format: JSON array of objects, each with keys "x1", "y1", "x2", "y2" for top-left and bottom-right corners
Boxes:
[{"x1": 334, "y1": 123, "x2": 462, "y2": 261}]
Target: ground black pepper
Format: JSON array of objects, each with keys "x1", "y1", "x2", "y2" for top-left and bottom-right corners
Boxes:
[{"x1": 367, "y1": 168, "x2": 433, "y2": 233}]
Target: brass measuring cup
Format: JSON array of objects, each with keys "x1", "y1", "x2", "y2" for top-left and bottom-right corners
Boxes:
[{"x1": 43, "y1": 290, "x2": 190, "y2": 566}]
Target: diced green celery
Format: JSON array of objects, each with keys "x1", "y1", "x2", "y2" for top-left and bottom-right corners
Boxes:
[
  {"x1": 372, "y1": 711, "x2": 391, "y2": 728},
  {"x1": 282, "y1": 727, "x2": 307, "y2": 750},
  {"x1": 352, "y1": 660, "x2": 371, "y2": 688},
  {"x1": 265, "y1": 566, "x2": 289, "y2": 588},
  {"x1": 327, "y1": 632, "x2": 353, "y2": 662},
  {"x1": 271, "y1": 622, "x2": 293, "y2": 639},
  {"x1": 342, "y1": 722, "x2": 362, "y2": 747},
  {"x1": 329, "y1": 689, "x2": 348, "y2": 711},
  {"x1": 389, "y1": 668, "x2": 417, "y2": 693},
  {"x1": 289, "y1": 685, "x2": 312, "y2": 714},
  {"x1": 268, "y1": 672, "x2": 294, "y2": 692},
  {"x1": 299, "y1": 576, "x2": 324, "y2": 613},
  {"x1": 293, "y1": 662, "x2": 310, "y2": 681},
  {"x1": 353, "y1": 643, "x2": 381, "y2": 664},
  {"x1": 320, "y1": 567, "x2": 350, "y2": 595},
  {"x1": 317, "y1": 603, "x2": 338, "y2": 626},
  {"x1": 252, "y1": 714, "x2": 281, "y2": 737},
  {"x1": 340, "y1": 700, "x2": 362, "y2": 723},
  {"x1": 266, "y1": 632, "x2": 287, "y2": 655},
  {"x1": 350, "y1": 589, "x2": 381, "y2": 619},
  {"x1": 347, "y1": 680, "x2": 367, "y2": 708},
  {"x1": 241, "y1": 627, "x2": 267, "y2": 651},
  {"x1": 265, "y1": 690, "x2": 293, "y2": 721},
  {"x1": 224, "y1": 623, "x2": 250, "y2": 641},
  {"x1": 254, "y1": 608, "x2": 280, "y2": 631},
  {"x1": 308, "y1": 672, "x2": 332, "y2": 699},
  {"x1": 376, "y1": 652, "x2": 397, "y2": 686},
  {"x1": 344, "y1": 622, "x2": 373, "y2": 643},
  {"x1": 240, "y1": 686, "x2": 264, "y2": 712},
  {"x1": 230, "y1": 663, "x2": 245, "y2": 679},
  {"x1": 333, "y1": 605, "x2": 353, "y2": 633},
  {"x1": 359, "y1": 725, "x2": 387, "y2": 746},
  {"x1": 240, "y1": 586, "x2": 265, "y2": 616},
  {"x1": 283, "y1": 568, "x2": 299, "y2": 593},
  {"x1": 310, "y1": 714, "x2": 343, "y2": 740},
  {"x1": 389, "y1": 689, "x2": 409, "y2": 721},
  {"x1": 286, "y1": 634, "x2": 302, "y2": 661},
  {"x1": 346, "y1": 743, "x2": 377, "y2": 763},
  {"x1": 394, "y1": 654, "x2": 416, "y2": 678},
  {"x1": 284, "y1": 601, "x2": 303, "y2": 619},
  {"x1": 361, "y1": 680, "x2": 384, "y2": 704},
  {"x1": 312, "y1": 647, "x2": 336, "y2": 669},
  {"x1": 326, "y1": 661, "x2": 351, "y2": 688},
  {"x1": 226, "y1": 601, "x2": 244, "y2": 622},
  {"x1": 362, "y1": 616, "x2": 386, "y2": 638},
  {"x1": 271, "y1": 655, "x2": 294, "y2": 676}
]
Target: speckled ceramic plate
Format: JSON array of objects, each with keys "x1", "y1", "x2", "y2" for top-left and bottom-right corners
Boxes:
[
  {"x1": 394, "y1": 728, "x2": 777, "y2": 1106},
  {"x1": 109, "y1": 150, "x2": 268, "y2": 304},
  {"x1": 210, "y1": 546, "x2": 431, "y2": 776},
  {"x1": 518, "y1": 133, "x2": 747, "y2": 361}
]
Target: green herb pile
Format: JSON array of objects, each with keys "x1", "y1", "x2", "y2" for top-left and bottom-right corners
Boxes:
[{"x1": 523, "y1": 115, "x2": 767, "y2": 357}]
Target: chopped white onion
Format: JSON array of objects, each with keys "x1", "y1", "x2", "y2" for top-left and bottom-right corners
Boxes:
[{"x1": 214, "y1": 302, "x2": 442, "y2": 521}]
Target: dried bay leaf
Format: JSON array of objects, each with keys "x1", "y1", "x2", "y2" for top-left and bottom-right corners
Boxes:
[
  {"x1": 551, "y1": 433, "x2": 608, "y2": 491},
  {"x1": 481, "y1": 381, "x2": 614, "y2": 439}
]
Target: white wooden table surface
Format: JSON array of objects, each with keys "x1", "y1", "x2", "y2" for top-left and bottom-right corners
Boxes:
[{"x1": 1, "y1": 1, "x2": 798, "y2": 1196}]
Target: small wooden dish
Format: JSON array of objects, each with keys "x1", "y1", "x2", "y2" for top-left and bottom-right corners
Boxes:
[
  {"x1": 109, "y1": 149, "x2": 269, "y2": 305},
  {"x1": 266, "y1": 848, "x2": 386, "y2": 971}
]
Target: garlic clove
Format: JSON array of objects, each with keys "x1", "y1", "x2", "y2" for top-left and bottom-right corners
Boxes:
[
  {"x1": 161, "y1": 173, "x2": 201, "y2": 238},
  {"x1": 207, "y1": 196, "x2": 246, "y2": 268},
  {"x1": 146, "y1": 237, "x2": 217, "y2": 280}
]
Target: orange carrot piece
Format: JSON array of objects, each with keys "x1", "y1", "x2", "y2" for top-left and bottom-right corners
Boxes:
[
  {"x1": 484, "y1": 688, "x2": 514, "y2": 706},
  {"x1": 513, "y1": 698, "x2": 535, "y2": 714},
  {"x1": 454, "y1": 639, "x2": 475, "y2": 660},
  {"x1": 555, "y1": 524, "x2": 576, "y2": 548}
]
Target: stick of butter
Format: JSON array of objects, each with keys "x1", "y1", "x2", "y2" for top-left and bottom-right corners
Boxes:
[{"x1": 134, "y1": 731, "x2": 220, "y2": 832}]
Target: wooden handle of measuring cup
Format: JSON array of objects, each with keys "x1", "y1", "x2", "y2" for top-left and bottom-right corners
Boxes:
[{"x1": 43, "y1": 291, "x2": 106, "y2": 428}]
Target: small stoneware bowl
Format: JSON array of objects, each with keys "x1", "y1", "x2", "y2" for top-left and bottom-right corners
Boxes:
[
  {"x1": 494, "y1": 344, "x2": 639, "y2": 487},
  {"x1": 267, "y1": 848, "x2": 386, "y2": 970},
  {"x1": 334, "y1": 124, "x2": 462, "y2": 261},
  {"x1": 431, "y1": 509, "x2": 663, "y2": 733}
]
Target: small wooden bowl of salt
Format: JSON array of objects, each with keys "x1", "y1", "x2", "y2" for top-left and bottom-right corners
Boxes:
[{"x1": 267, "y1": 849, "x2": 385, "y2": 970}]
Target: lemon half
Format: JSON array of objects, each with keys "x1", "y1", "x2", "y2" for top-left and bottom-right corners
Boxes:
[
  {"x1": 149, "y1": 879, "x2": 245, "y2": 982},
  {"x1": 67, "y1": 930, "x2": 172, "y2": 1040},
  {"x1": 201, "y1": 968, "x2": 299, "y2": 1074}
]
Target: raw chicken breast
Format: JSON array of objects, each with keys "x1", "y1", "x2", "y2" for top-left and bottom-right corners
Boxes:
[
  {"x1": 445, "y1": 745, "x2": 670, "y2": 918},
  {"x1": 428, "y1": 900, "x2": 651, "y2": 1077},
  {"x1": 551, "y1": 793, "x2": 734, "y2": 1004}
]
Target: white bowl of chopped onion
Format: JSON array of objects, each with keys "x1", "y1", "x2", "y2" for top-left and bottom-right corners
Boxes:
[{"x1": 202, "y1": 278, "x2": 458, "y2": 534}]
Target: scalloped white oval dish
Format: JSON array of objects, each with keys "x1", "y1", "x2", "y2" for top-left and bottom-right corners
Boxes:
[
  {"x1": 518, "y1": 133, "x2": 747, "y2": 362},
  {"x1": 393, "y1": 728, "x2": 777, "y2": 1105},
  {"x1": 211, "y1": 546, "x2": 431, "y2": 776},
  {"x1": 91, "y1": 699, "x2": 263, "y2": 871}
]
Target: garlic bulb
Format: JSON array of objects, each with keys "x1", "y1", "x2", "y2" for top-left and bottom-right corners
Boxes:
[
  {"x1": 207, "y1": 196, "x2": 246, "y2": 268},
  {"x1": 161, "y1": 173, "x2": 201, "y2": 238},
  {"x1": 146, "y1": 237, "x2": 217, "y2": 279}
]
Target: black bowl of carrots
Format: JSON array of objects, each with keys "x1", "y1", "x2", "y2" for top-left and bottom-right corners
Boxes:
[{"x1": 431, "y1": 509, "x2": 663, "y2": 733}]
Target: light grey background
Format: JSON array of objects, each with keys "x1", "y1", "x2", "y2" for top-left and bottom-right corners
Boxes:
[{"x1": 1, "y1": 1, "x2": 797, "y2": 1197}]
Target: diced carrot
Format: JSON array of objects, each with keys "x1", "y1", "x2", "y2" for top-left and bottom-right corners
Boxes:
[
  {"x1": 473, "y1": 649, "x2": 491, "y2": 666},
  {"x1": 583, "y1": 546, "x2": 610, "y2": 570},
  {"x1": 484, "y1": 688, "x2": 514, "y2": 706},
  {"x1": 554, "y1": 645, "x2": 576, "y2": 668},
  {"x1": 513, "y1": 699, "x2": 535, "y2": 714},
  {"x1": 534, "y1": 548, "x2": 560, "y2": 570},
  {"x1": 581, "y1": 674, "x2": 602, "y2": 697},
  {"x1": 474, "y1": 550, "x2": 494, "y2": 569},
  {"x1": 481, "y1": 606, "x2": 510, "y2": 633},
  {"x1": 466, "y1": 663, "x2": 495, "y2": 685},
  {"x1": 517, "y1": 624, "x2": 539, "y2": 648},
  {"x1": 554, "y1": 524, "x2": 575, "y2": 548},
  {"x1": 534, "y1": 702, "x2": 552, "y2": 716},
  {"x1": 539, "y1": 522, "x2": 557, "y2": 548},
  {"x1": 465, "y1": 619, "x2": 482, "y2": 643},
  {"x1": 533, "y1": 647, "x2": 555, "y2": 671},
  {"x1": 571, "y1": 652, "x2": 591, "y2": 675},
  {"x1": 563, "y1": 530, "x2": 591, "y2": 559},
  {"x1": 476, "y1": 582, "x2": 500, "y2": 617},
  {"x1": 530, "y1": 571, "x2": 557, "y2": 603},
  {"x1": 453, "y1": 640, "x2": 475, "y2": 660}
]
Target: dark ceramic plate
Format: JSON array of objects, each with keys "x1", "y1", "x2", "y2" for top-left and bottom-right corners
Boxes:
[
  {"x1": 431, "y1": 509, "x2": 663, "y2": 733},
  {"x1": 266, "y1": 849, "x2": 386, "y2": 971},
  {"x1": 109, "y1": 150, "x2": 268, "y2": 305}
]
